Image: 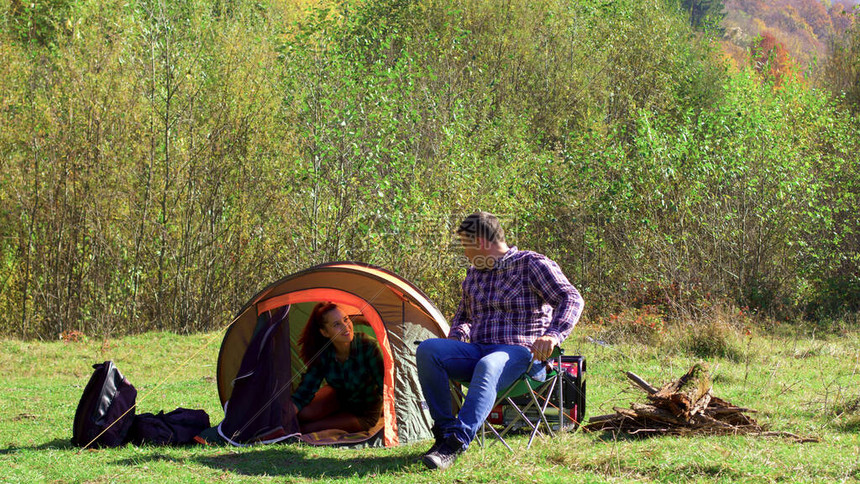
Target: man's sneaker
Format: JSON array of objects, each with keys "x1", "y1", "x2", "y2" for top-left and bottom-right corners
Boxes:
[
  {"x1": 420, "y1": 425, "x2": 444, "y2": 460},
  {"x1": 421, "y1": 435, "x2": 466, "y2": 470},
  {"x1": 421, "y1": 438, "x2": 443, "y2": 460}
]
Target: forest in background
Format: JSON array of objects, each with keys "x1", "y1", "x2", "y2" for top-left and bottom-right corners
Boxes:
[
  {"x1": 722, "y1": 0, "x2": 858, "y2": 73},
  {"x1": 0, "y1": 0, "x2": 858, "y2": 339}
]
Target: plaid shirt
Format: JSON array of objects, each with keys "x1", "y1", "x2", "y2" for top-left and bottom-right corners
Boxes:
[
  {"x1": 448, "y1": 247, "x2": 584, "y2": 348},
  {"x1": 292, "y1": 333, "x2": 384, "y2": 412}
]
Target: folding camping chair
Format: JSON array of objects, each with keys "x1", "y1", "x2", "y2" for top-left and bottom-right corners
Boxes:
[{"x1": 451, "y1": 348, "x2": 586, "y2": 451}]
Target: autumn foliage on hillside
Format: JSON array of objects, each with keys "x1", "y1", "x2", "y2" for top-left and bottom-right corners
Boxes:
[
  {"x1": 723, "y1": 0, "x2": 857, "y2": 74},
  {"x1": 751, "y1": 31, "x2": 794, "y2": 86}
]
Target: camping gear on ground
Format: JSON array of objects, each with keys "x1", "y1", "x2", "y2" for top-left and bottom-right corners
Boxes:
[
  {"x1": 452, "y1": 350, "x2": 586, "y2": 451},
  {"x1": 504, "y1": 355, "x2": 586, "y2": 429},
  {"x1": 71, "y1": 361, "x2": 209, "y2": 448},
  {"x1": 212, "y1": 262, "x2": 450, "y2": 447},
  {"x1": 71, "y1": 361, "x2": 138, "y2": 448},
  {"x1": 129, "y1": 408, "x2": 211, "y2": 445}
]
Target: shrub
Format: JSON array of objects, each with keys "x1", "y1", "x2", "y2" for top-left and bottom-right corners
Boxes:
[
  {"x1": 593, "y1": 306, "x2": 667, "y2": 346},
  {"x1": 679, "y1": 320, "x2": 745, "y2": 362}
]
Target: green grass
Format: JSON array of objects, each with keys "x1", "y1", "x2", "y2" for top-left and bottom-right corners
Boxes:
[{"x1": 1, "y1": 325, "x2": 858, "y2": 483}]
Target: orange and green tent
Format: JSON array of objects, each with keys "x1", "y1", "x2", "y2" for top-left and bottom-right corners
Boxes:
[{"x1": 215, "y1": 262, "x2": 449, "y2": 447}]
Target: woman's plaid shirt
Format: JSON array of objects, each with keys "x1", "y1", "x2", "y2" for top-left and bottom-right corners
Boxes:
[
  {"x1": 448, "y1": 247, "x2": 584, "y2": 348},
  {"x1": 292, "y1": 333, "x2": 384, "y2": 412}
]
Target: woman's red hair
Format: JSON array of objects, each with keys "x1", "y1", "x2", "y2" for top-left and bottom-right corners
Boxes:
[{"x1": 298, "y1": 302, "x2": 339, "y2": 365}]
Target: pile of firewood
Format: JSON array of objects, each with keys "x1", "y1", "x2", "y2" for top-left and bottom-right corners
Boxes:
[{"x1": 584, "y1": 364, "x2": 767, "y2": 437}]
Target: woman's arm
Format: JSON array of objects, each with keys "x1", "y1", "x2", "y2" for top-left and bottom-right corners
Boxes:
[{"x1": 291, "y1": 360, "x2": 325, "y2": 412}]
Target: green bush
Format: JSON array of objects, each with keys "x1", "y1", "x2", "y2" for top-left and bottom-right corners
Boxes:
[
  {"x1": 0, "y1": 0, "x2": 857, "y2": 337},
  {"x1": 680, "y1": 321, "x2": 745, "y2": 361}
]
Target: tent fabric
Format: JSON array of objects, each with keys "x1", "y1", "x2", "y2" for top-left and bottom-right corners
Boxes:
[
  {"x1": 217, "y1": 306, "x2": 300, "y2": 446},
  {"x1": 216, "y1": 262, "x2": 449, "y2": 447}
]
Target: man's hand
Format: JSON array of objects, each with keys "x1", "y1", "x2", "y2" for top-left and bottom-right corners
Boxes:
[{"x1": 530, "y1": 334, "x2": 558, "y2": 361}]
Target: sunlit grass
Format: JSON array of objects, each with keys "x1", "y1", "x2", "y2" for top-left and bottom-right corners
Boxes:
[{"x1": 0, "y1": 324, "x2": 857, "y2": 482}]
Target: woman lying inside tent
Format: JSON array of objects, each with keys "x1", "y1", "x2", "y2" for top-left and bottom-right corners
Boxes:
[{"x1": 291, "y1": 302, "x2": 385, "y2": 434}]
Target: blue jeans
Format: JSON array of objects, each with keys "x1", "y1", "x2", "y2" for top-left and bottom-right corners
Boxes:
[{"x1": 416, "y1": 339, "x2": 543, "y2": 447}]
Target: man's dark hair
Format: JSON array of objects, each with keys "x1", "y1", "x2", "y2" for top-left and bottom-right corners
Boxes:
[{"x1": 457, "y1": 211, "x2": 506, "y2": 243}]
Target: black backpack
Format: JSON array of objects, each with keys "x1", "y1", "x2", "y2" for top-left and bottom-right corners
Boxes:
[
  {"x1": 71, "y1": 361, "x2": 137, "y2": 448},
  {"x1": 129, "y1": 408, "x2": 211, "y2": 445}
]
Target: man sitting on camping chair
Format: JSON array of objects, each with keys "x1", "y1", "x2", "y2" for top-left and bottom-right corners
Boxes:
[{"x1": 416, "y1": 211, "x2": 584, "y2": 470}]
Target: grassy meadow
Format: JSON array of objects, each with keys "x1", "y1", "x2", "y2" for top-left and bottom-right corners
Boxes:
[
  {"x1": 1, "y1": 322, "x2": 858, "y2": 483},
  {"x1": 3, "y1": 1, "x2": 859, "y2": 481}
]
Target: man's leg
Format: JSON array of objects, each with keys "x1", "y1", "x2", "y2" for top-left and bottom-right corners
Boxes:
[
  {"x1": 416, "y1": 338, "x2": 483, "y2": 436},
  {"x1": 417, "y1": 342, "x2": 533, "y2": 470},
  {"x1": 453, "y1": 344, "x2": 532, "y2": 444}
]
